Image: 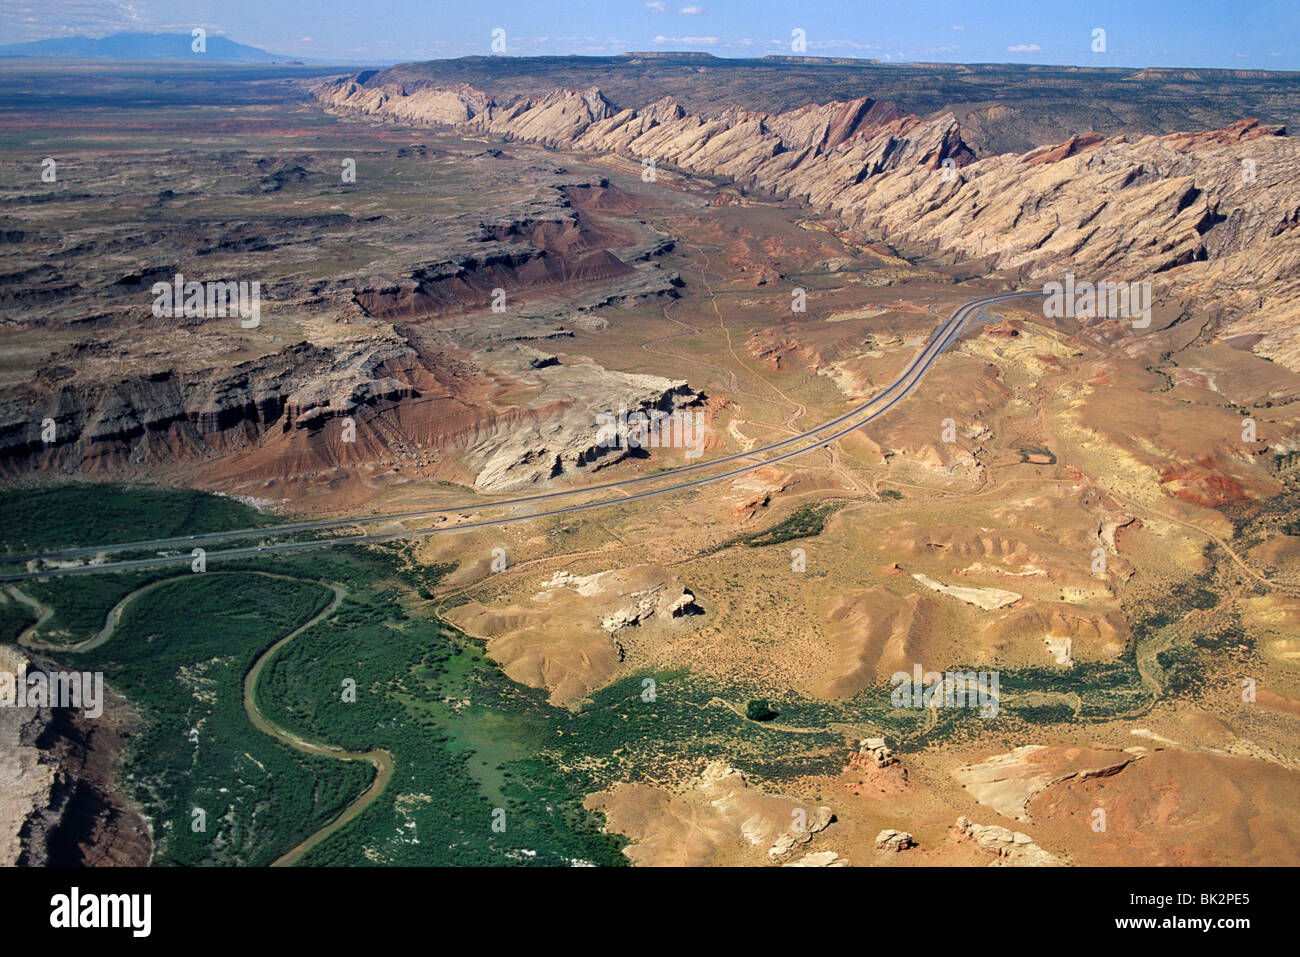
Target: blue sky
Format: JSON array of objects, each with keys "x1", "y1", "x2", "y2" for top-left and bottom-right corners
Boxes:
[{"x1": 3, "y1": 0, "x2": 1298, "y2": 69}]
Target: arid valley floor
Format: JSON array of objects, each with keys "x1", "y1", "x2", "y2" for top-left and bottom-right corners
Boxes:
[{"x1": 1, "y1": 57, "x2": 1299, "y2": 868}]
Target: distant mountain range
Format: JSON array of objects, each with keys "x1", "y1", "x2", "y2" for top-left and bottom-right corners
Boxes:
[{"x1": 0, "y1": 32, "x2": 299, "y2": 63}]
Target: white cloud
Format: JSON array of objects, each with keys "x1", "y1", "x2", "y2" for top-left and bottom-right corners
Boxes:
[
  {"x1": 952, "y1": 24, "x2": 965, "y2": 30},
  {"x1": 653, "y1": 34, "x2": 718, "y2": 44},
  {"x1": 1006, "y1": 43, "x2": 1041, "y2": 52},
  {"x1": 0, "y1": 0, "x2": 149, "y2": 42},
  {"x1": 678, "y1": 6, "x2": 708, "y2": 15},
  {"x1": 806, "y1": 39, "x2": 878, "y2": 51},
  {"x1": 645, "y1": 1, "x2": 667, "y2": 12}
]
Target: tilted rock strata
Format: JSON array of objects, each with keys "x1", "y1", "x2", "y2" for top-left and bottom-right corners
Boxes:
[
  {"x1": 952, "y1": 815, "x2": 1066, "y2": 867},
  {"x1": 316, "y1": 76, "x2": 1300, "y2": 372},
  {"x1": 875, "y1": 828, "x2": 916, "y2": 852},
  {"x1": 953, "y1": 745, "x2": 1137, "y2": 821}
]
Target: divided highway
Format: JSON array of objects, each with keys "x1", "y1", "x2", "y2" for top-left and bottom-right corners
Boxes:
[{"x1": 0, "y1": 291, "x2": 1040, "y2": 581}]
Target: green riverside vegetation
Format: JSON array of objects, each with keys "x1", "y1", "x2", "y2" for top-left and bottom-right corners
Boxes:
[{"x1": 3, "y1": 483, "x2": 1234, "y2": 864}]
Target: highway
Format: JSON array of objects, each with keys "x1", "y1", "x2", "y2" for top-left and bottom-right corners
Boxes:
[{"x1": 0, "y1": 290, "x2": 1039, "y2": 581}]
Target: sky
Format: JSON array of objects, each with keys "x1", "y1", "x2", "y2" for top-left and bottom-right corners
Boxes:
[{"x1": 2, "y1": 0, "x2": 1298, "y2": 69}]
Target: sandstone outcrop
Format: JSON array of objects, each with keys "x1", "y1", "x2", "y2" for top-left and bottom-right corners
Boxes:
[
  {"x1": 875, "y1": 828, "x2": 916, "y2": 852},
  {"x1": 784, "y1": 850, "x2": 849, "y2": 867},
  {"x1": 953, "y1": 745, "x2": 1137, "y2": 821},
  {"x1": 0, "y1": 648, "x2": 150, "y2": 866},
  {"x1": 844, "y1": 738, "x2": 909, "y2": 798},
  {"x1": 952, "y1": 815, "x2": 1066, "y2": 867},
  {"x1": 912, "y1": 572, "x2": 1022, "y2": 610},
  {"x1": 315, "y1": 75, "x2": 1300, "y2": 373}
]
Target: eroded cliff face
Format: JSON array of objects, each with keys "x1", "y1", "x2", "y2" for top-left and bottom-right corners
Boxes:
[
  {"x1": 0, "y1": 648, "x2": 151, "y2": 867},
  {"x1": 0, "y1": 340, "x2": 415, "y2": 475},
  {"x1": 824, "y1": 119, "x2": 1300, "y2": 372},
  {"x1": 314, "y1": 79, "x2": 975, "y2": 195},
  {"x1": 0, "y1": 334, "x2": 702, "y2": 497},
  {"x1": 314, "y1": 77, "x2": 1300, "y2": 372},
  {"x1": 0, "y1": 149, "x2": 698, "y2": 500}
]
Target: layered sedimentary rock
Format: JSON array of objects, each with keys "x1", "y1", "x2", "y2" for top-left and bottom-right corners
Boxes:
[
  {"x1": 0, "y1": 155, "x2": 694, "y2": 498},
  {"x1": 464, "y1": 349, "x2": 704, "y2": 493},
  {"x1": 314, "y1": 78, "x2": 974, "y2": 199},
  {"x1": 952, "y1": 815, "x2": 1066, "y2": 867},
  {"x1": 954, "y1": 745, "x2": 1136, "y2": 821},
  {"x1": 817, "y1": 586, "x2": 938, "y2": 697},
  {"x1": 0, "y1": 340, "x2": 414, "y2": 466},
  {"x1": 0, "y1": 648, "x2": 150, "y2": 866},
  {"x1": 315, "y1": 77, "x2": 1300, "y2": 372}
]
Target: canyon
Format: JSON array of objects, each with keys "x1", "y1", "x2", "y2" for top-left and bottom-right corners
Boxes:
[{"x1": 1, "y1": 57, "x2": 1297, "y2": 870}]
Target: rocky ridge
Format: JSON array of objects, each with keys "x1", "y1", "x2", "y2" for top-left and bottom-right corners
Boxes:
[
  {"x1": 315, "y1": 77, "x2": 1300, "y2": 372},
  {"x1": 0, "y1": 646, "x2": 150, "y2": 866}
]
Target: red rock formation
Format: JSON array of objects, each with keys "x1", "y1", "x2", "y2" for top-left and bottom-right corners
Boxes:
[
  {"x1": 1162, "y1": 117, "x2": 1285, "y2": 150},
  {"x1": 1022, "y1": 133, "x2": 1106, "y2": 165},
  {"x1": 983, "y1": 320, "x2": 1022, "y2": 337},
  {"x1": 842, "y1": 738, "x2": 908, "y2": 797}
]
